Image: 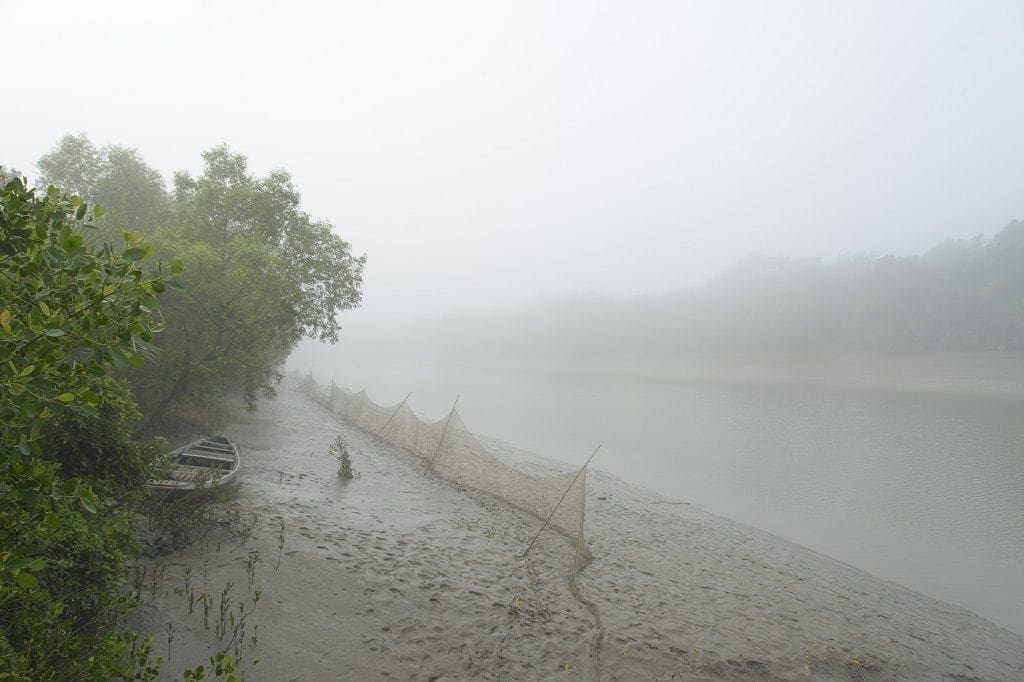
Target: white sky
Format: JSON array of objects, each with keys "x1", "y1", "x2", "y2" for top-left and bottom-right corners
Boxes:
[{"x1": 4, "y1": 0, "x2": 1024, "y2": 318}]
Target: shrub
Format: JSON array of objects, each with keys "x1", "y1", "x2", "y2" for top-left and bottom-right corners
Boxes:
[
  {"x1": 330, "y1": 436, "x2": 358, "y2": 480},
  {"x1": 40, "y1": 376, "x2": 166, "y2": 500},
  {"x1": 138, "y1": 481, "x2": 242, "y2": 554}
]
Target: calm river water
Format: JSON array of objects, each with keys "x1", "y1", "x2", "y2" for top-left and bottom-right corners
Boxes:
[{"x1": 288, "y1": 348, "x2": 1024, "y2": 634}]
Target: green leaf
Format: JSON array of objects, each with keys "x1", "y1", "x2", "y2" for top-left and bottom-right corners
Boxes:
[
  {"x1": 56, "y1": 392, "x2": 75, "y2": 402},
  {"x1": 14, "y1": 572, "x2": 38, "y2": 589},
  {"x1": 75, "y1": 204, "x2": 87, "y2": 220},
  {"x1": 43, "y1": 328, "x2": 65, "y2": 337},
  {"x1": 123, "y1": 247, "x2": 147, "y2": 261},
  {"x1": 170, "y1": 259, "x2": 184, "y2": 274},
  {"x1": 19, "y1": 364, "x2": 35, "y2": 377}
]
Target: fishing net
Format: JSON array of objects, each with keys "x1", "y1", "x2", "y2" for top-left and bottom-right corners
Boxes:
[{"x1": 297, "y1": 374, "x2": 591, "y2": 581}]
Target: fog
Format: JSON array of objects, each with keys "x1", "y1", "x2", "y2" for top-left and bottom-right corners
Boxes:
[
  {"x1": 6, "y1": 0, "x2": 1024, "y2": 324},
  {"x1": 7, "y1": 2, "x2": 1024, "y2": 668},
  {"x1": 288, "y1": 220, "x2": 1024, "y2": 373}
]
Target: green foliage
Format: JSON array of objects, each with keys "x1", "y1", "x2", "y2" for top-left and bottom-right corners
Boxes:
[
  {"x1": 183, "y1": 651, "x2": 243, "y2": 681},
  {"x1": 9, "y1": 137, "x2": 365, "y2": 672},
  {"x1": 38, "y1": 134, "x2": 169, "y2": 236},
  {"x1": 169, "y1": 147, "x2": 365, "y2": 344},
  {"x1": 133, "y1": 145, "x2": 365, "y2": 430},
  {"x1": 35, "y1": 134, "x2": 100, "y2": 198},
  {"x1": 0, "y1": 504, "x2": 143, "y2": 679},
  {"x1": 0, "y1": 624, "x2": 163, "y2": 680},
  {"x1": 0, "y1": 178, "x2": 166, "y2": 446},
  {"x1": 0, "y1": 165, "x2": 22, "y2": 185},
  {"x1": 0, "y1": 176, "x2": 167, "y2": 676},
  {"x1": 330, "y1": 435, "x2": 358, "y2": 480},
  {"x1": 134, "y1": 233, "x2": 298, "y2": 429},
  {"x1": 37, "y1": 136, "x2": 366, "y2": 432},
  {"x1": 0, "y1": 174, "x2": 166, "y2": 560},
  {"x1": 40, "y1": 376, "x2": 166, "y2": 499}
]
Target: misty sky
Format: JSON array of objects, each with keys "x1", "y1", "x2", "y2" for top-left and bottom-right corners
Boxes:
[{"x1": 4, "y1": 1, "x2": 1024, "y2": 318}]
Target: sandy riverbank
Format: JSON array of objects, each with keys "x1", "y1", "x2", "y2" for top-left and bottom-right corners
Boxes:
[{"x1": 128, "y1": 379, "x2": 1024, "y2": 680}]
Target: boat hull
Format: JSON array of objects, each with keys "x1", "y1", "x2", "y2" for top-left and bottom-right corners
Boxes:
[{"x1": 146, "y1": 436, "x2": 240, "y2": 492}]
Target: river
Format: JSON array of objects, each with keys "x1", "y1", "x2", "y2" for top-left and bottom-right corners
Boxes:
[{"x1": 287, "y1": 346, "x2": 1024, "y2": 635}]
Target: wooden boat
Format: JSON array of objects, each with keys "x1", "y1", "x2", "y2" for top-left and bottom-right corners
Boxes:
[{"x1": 146, "y1": 436, "x2": 240, "y2": 492}]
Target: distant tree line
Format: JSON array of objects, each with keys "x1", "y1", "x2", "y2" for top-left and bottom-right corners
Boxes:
[{"x1": 413, "y1": 224, "x2": 1024, "y2": 358}]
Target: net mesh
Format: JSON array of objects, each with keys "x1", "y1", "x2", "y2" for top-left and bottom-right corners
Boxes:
[{"x1": 297, "y1": 374, "x2": 591, "y2": 580}]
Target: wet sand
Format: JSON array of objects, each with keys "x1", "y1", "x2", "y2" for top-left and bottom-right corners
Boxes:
[{"x1": 129, "y1": 379, "x2": 1024, "y2": 680}]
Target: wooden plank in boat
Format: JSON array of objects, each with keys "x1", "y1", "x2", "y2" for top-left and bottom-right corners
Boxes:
[{"x1": 180, "y1": 451, "x2": 235, "y2": 462}]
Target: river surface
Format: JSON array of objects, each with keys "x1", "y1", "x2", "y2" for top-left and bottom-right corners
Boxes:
[{"x1": 287, "y1": 347, "x2": 1024, "y2": 634}]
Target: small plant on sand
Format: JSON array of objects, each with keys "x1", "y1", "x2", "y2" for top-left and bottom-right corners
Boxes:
[
  {"x1": 216, "y1": 582, "x2": 234, "y2": 640},
  {"x1": 183, "y1": 651, "x2": 243, "y2": 681},
  {"x1": 244, "y1": 550, "x2": 260, "y2": 590},
  {"x1": 165, "y1": 621, "x2": 175, "y2": 662},
  {"x1": 149, "y1": 563, "x2": 167, "y2": 600},
  {"x1": 226, "y1": 507, "x2": 264, "y2": 549},
  {"x1": 201, "y1": 592, "x2": 213, "y2": 629},
  {"x1": 330, "y1": 435, "x2": 359, "y2": 480},
  {"x1": 185, "y1": 563, "x2": 195, "y2": 613},
  {"x1": 274, "y1": 518, "x2": 286, "y2": 572}
]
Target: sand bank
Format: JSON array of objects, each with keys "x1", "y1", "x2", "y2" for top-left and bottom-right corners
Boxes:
[{"x1": 128, "y1": 380, "x2": 1024, "y2": 680}]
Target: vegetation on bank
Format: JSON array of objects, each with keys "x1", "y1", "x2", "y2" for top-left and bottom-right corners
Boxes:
[
  {"x1": 0, "y1": 135, "x2": 364, "y2": 677},
  {"x1": 0, "y1": 178, "x2": 169, "y2": 677},
  {"x1": 37, "y1": 134, "x2": 366, "y2": 432},
  {"x1": 407, "y1": 222, "x2": 1024, "y2": 358},
  {"x1": 331, "y1": 435, "x2": 358, "y2": 480}
]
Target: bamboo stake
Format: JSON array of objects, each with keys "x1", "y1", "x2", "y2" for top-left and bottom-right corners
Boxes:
[
  {"x1": 374, "y1": 392, "x2": 412, "y2": 439},
  {"x1": 522, "y1": 445, "x2": 601, "y2": 559},
  {"x1": 426, "y1": 395, "x2": 459, "y2": 472},
  {"x1": 571, "y1": 471, "x2": 588, "y2": 586}
]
